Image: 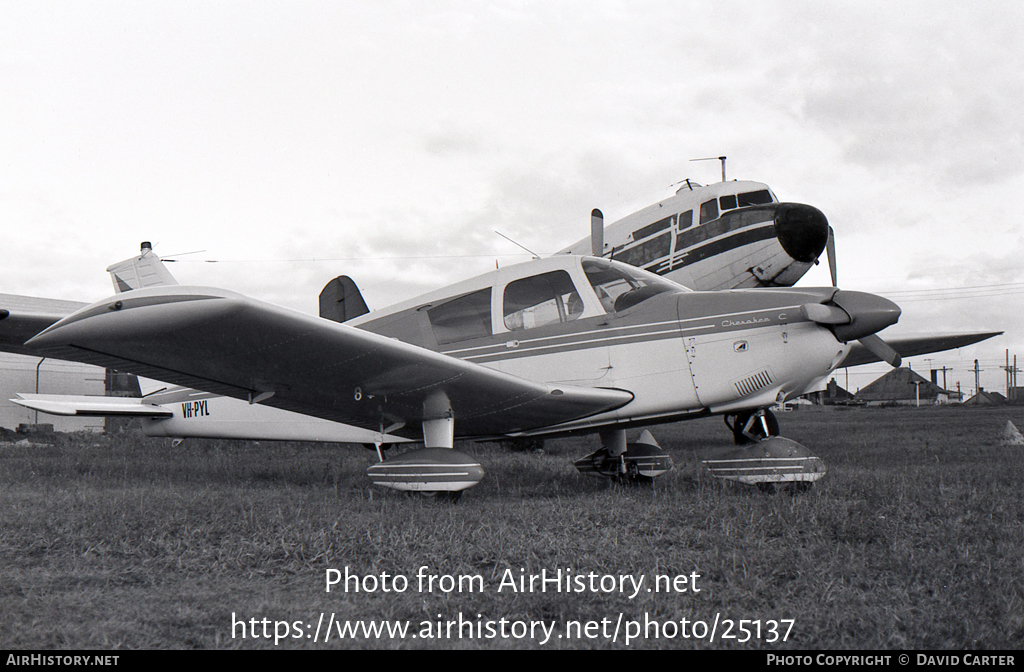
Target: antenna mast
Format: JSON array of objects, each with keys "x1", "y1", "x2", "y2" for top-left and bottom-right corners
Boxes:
[{"x1": 690, "y1": 156, "x2": 727, "y2": 182}]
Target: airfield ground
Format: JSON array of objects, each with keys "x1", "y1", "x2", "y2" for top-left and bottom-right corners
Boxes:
[{"x1": 0, "y1": 405, "x2": 1022, "y2": 649}]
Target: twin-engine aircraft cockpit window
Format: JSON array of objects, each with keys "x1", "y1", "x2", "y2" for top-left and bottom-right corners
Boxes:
[
  {"x1": 701, "y1": 190, "x2": 775, "y2": 225},
  {"x1": 503, "y1": 270, "x2": 584, "y2": 332},
  {"x1": 582, "y1": 259, "x2": 679, "y2": 314},
  {"x1": 427, "y1": 288, "x2": 493, "y2": 345},
  {"x1": 736, "y1": 189, "x2": 773, "y2": 207}
]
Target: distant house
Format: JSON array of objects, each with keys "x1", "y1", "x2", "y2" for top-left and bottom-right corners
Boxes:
[
  {"x1": 807, "y1": 378, "x2": 856, "y2": 405},
  {"x1": 854, "y1": 367, "x2": 956, "y2": 405},
  {"x1": 963, "y1": 389, "x2": 1007, "y2": 406}
]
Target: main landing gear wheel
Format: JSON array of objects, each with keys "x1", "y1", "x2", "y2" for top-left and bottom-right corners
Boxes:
[
  {"x1": 756, "y1": 481, "x2": 814, "y2": 495},
  {"x1": 725, "y1": 409, "x2": 780, "y2": 445},
  {"x1": 410, "y1": 490, "x2": 463, "y2": 503},
  {"x1": 573, "y1": 430, "x2": 673, "y2": 485}
]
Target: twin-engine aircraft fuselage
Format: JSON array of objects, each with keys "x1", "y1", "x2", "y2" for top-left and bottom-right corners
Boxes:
[{"x1": 559, "y1": 180, "x2": 830, "y2": 291}]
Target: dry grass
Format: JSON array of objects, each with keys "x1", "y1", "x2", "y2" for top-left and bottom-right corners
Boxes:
[{"x1": 1, "y1": 405, "x2": 1023, "y2": 649}]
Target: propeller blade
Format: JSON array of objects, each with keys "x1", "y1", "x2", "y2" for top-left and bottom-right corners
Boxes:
[
  {"x1": 858, "y1": 333, "x2": 901, "y2": 367},
  {"x1": 591, "y1": 209, "x2": 604, "y2": 257},
  {"x1": 826, "y1": 226, "x2": 837, "y2": 287}
]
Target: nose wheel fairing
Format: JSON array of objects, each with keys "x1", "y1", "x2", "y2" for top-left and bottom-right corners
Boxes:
[{"x1": 701, "y1": 436, "x2": 826, "y2": 485}]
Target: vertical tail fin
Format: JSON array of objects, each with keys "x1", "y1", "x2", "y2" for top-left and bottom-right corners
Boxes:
[{"x1": 105, "y1": 242, "x2": 178, "y2": 293}]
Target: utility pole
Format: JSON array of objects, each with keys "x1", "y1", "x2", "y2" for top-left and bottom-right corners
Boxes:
[
  {"x1": 1003, "y1": 351, "x2": 1021, "y2": 402},
  {"x1": 937, "y1": 366, "x2": 952, "y2": 390},
  {"x1": 1004, "y1": 350, "x2": 1012, "y2": 399}
]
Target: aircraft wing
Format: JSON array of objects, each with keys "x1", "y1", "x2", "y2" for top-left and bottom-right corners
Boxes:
[
  {"x1": 839, "y1": 331, "x2": 1002, "y2": 368},
  {"x1": 23, "y1": 286, "x2": 633, "y2": 439},
  {"x1": 0, "y1": 293, "x2": 87, "y2": 356}
]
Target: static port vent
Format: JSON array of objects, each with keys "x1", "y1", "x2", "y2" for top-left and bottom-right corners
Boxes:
[{"x1": 734, "y1": 370, "x2": 774, "y2": 397}]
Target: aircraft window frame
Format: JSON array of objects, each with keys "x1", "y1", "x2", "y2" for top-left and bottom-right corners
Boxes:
[
  {"x1": 427, "y1": 288, "x2": 493, "y2": 345},
  {"x1": 613, "y1": 232, "x2": 671, "y2": 270},
  {"x1": 719, "y1": 194, "x2": 738, "y2": 211},
  {"x1": 677, "y1": 209, "x2": 693, "y2": 231},
  {"x1": 737, "y1": 189, "x2": 774, "y2": 207},
  {"x1": 503, "y1": 270, "x2": 584, "y2": 332},
  {"x1": 632, "y1": 216, "x2": 673, "y2": 242},
  {"x1": 699, "y1": 199, "x2": 719, "y2": 224},
  {"x1": 582, "y1": 258, "x2": 680, "y2": 314}
]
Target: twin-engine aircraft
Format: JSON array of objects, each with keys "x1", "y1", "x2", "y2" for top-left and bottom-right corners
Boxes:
[
  {"x1": 4, "y1": 240, "x2": 911, "y2": 496},
  {"x1": 558, "y1": 179, "x2": 834, "y2": 291}
]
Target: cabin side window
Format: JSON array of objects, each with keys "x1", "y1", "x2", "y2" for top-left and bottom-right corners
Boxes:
[
  {"x1": 699, "y1": 199, "x2": 719, "y2": 224},
  {"x1": 632, "y1": 216, "x2": 673, "y2": 241},
  {"x1": 503, "y1": 270, "x2": 583, "y2": 332},
  {"x1": 678, "y1": 209, "x2": 693, "y2": 231},
  {"x1": 427, "y1": 288, "x2": 493, "y2": 344},
  {"x1": 614, "y1": 233, "x2": 671, "y2": 269}
]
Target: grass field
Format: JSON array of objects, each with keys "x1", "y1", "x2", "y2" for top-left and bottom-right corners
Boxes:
[{"x1": 1, "y1": 405, "x2": 1023, "y2": 650}]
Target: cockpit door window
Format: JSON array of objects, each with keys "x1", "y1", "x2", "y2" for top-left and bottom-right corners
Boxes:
[{"x1": 503, "y1": 270, "x2": 584, "y2": 331}]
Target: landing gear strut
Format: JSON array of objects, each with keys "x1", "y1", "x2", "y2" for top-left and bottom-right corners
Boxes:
[
  {"x1": 574, "y1": 429, "x2": 673, "y2": 485},
  {"x1": 725, "y1": 409, "x2": 780, "y2": 445}
]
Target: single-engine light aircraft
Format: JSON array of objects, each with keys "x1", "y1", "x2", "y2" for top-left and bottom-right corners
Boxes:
[{"x1": 5, "y1": 243, "x2": 912, "y2": 496}]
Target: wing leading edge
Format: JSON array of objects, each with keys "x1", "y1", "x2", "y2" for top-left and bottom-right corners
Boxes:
[
  {"x1": 25, "y1": 286, "x2": 634, "y2": 439},
  {"x1": 0, "y1": 294, "x2": 87, "y2": 356}
]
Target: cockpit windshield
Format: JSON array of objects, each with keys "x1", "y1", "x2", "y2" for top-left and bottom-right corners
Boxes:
[{"x1": 582, "y1": 258, "x2": 683, "y2": 313}]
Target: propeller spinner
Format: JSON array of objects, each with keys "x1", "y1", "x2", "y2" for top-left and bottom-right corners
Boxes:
[{"x1": 801, "y1": 290, "x2": 902, "y2": 367}]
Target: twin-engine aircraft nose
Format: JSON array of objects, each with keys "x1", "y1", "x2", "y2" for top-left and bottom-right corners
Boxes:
[
  {"x1": 830, "y1": 290, "x2": 901, "y2": 342},
  {"x1": 774, "y1": 203, "x2": 830, "y2": 263}
]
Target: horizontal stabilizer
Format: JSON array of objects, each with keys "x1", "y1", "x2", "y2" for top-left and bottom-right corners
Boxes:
[{"x1": 12, "y1": 393, "x2": 173, "y2": 418}]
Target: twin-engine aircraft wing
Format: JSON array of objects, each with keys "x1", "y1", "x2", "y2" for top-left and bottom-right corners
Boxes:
[
  {"x1": 25, "y1": 286, "x2": 633, "y2": 440},
  {"x1": 838, "y1": 331, "x2": 1003, "y2": 368}
]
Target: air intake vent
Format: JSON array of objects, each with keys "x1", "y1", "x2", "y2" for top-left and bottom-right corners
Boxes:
[{"x1": 734, "y1": 369, "x2": 774, "y2": 397}]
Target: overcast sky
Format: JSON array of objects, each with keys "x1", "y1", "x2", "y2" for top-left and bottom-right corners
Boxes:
[{"x1": 2, "y1": 1, "x2": 1023, "y2": 395}]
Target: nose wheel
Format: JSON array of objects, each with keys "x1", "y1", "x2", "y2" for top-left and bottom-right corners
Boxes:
[{"x1": 725, "y1": 409, "x2": 780, "y2": 445}]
